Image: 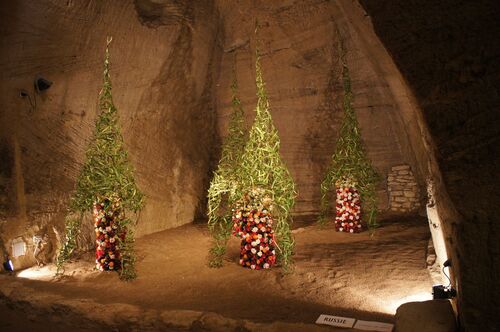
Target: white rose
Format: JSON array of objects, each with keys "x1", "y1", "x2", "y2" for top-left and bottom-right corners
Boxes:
[
  {"x1": 263, "y1": 263, "x2": 270, "y2": 269},
  {"x1": 251, "y1": 248, "x2": 257, "y2": 254}
]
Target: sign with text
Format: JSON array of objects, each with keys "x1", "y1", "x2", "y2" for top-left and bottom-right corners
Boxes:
[
  {"x1": 353, "y1": 320, "x2": 394, "y2": 332},
  {"x1": 315, "y1": 314, "x2": 355, "y2": 328}
]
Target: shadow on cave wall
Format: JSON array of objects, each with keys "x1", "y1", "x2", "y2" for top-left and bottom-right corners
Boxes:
[{"x1": 360, "y1": 0, "x2": 500, "y2": 330}]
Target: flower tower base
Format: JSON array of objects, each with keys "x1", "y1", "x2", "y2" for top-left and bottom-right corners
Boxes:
[
  {"x1": 233, "y1": 206, "x2": 276, "y2": 270},
  {"x1": 232, "y1": 189, "x2": 277, "y2": 270},
  {"x1": 93, "y1": 197, "x2": 123, "y2": 271},
  {"x1": 335, "y1": 185, "x2": 362, "y2": 233}
]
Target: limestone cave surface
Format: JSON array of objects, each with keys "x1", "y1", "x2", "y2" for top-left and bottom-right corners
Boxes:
[{"x1": 0, "y1": 0, "x2": 498, "y2": 331}]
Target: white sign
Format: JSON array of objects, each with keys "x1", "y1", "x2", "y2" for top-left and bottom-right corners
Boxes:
[
  {"x1": 11, "y1": 238, "x2": 26, "y2": 258},
  {"x1": 354, "y1": 320, "x2": 394, "y2": 332},
  {"x1": 315, "y1": 314, "x2": 355, "y2": 328}
]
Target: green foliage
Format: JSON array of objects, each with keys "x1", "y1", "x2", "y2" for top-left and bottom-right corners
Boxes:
[
  {"x1": 320, "y1": 30, "x2": 379, "y2": 229},
  {"x1": 56, "y1": 37, "x2": 144, "y2": 279},
  {"x1": 118, "y1": 216, "x2": 137, "y2": 280},
  {"x1": 207, "y1": 69, "x2": 248, "y2": 267},
  {"x1": 236, "y1": 45, "x2": 297, "y2": 271},
  {"x1": 55, "y1": 213, "x2": 83, "y2": 274},
  {"x1": 207, "y1": 25, "x2": 297, "y2": 271}
]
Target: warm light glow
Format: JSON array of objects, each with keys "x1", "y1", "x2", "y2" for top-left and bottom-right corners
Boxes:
[
  {"x1": 383, "y1": 292, "x2": 433, "y2": 314},
  {"x1": 17, "y1": 266, "x2": 54, "y2": 280}
]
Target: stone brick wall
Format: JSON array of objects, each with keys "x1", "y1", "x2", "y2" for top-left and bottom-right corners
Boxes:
[{"x1": 388, "y1": 165, "x2": 421, "y2": 212}]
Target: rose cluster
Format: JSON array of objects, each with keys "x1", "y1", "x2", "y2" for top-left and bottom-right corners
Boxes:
[
  {"x1": 93, "y1": 199, "x2": 123, "y2": 271},
  {"x1": 335, "y1": 186, "x2": 362, "y2": 233},
  {"x1": 232, "y1": 206, "x2": 276, "y2": 270}
]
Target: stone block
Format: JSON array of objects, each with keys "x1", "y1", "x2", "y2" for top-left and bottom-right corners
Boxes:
[
  {"x1": 390, "y1": 185, "x2": 404, "y2": 191},
  {"x1": 395, "y1": 197, "x2": 407, "y2": 203},
  {"x1": 392, "y1": 165, "x2": 410, "y2": 171},
  {"x1": 395, "y1": 300, "x2": 456, "y2": 332},
  {"x1": 404, "y1": 191, "x2": 416, "y2": 198},
  {"x1": 391, "y1": 191, "x2": 403, "y2": 196}
]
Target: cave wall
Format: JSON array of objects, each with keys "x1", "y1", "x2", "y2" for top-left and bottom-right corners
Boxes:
[
  {"x1": 2, "y1": 2, "x2": 497, "y2": 331},
  {"x1": 0, "y1": 0, "x2": 431, "y2": 267},
  {"x1": 0, "y1": 0, "x2": 222, "y2": 267},
  {"x1": 360, "y1": 1, "x2": 500, "y2": 330},
  {"x1": 214, "y1": 0, "x2": 425, "y2": 217}
]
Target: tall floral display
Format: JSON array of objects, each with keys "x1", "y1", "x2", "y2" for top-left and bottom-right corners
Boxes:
[
  {"x1": 208, "y1": 26, "x2": 297, "y2": 271},
  {"x1": 56, "y1": 37, "x2": 144, "y2": 280},
  {"x1": 232, "y1": 188, "x2": 277, "y2": 270},
  {"x1": 207, "y1": 69, "x2": 248, "y2": 267},
  {"x1": 320, "y1": 29, "x2": 379, "y2": 231},
  {"x1": 237, "y1": 45, "x2": 296, "y2": 270}
]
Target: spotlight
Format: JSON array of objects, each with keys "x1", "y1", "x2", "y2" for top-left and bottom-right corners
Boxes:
[
  {"x1": 432, "y1": 259, "x2": 456, "y2": 299},
  {"x1": 3, "y1": 258, "x2": 14, "y2": 272},
  {"x1": 34, "y1": 76, "x2": 52, "y2": 93}
]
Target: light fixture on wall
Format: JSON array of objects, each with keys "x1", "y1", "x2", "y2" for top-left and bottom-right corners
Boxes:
[
  {"x1": 2, "y1": 256, "x2": 14, "y2": 272},
  {"x1": 19, "y1": 75, "x2": 53, "y2": 113},
  {"x1": 34, "y1": 76, "x2": 52, "y2": 93},
  {"x1": 432, "y1": 259, "x2": 457, "y2": 299}
]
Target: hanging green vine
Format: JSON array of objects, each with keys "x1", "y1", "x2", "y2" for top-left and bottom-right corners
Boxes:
[
  {"x1": 56, "y1": 37, "x2": 144, "y2": 280},
  {"x1": 207, "y1": 62, "x2": 248, "y2": 268},
  {"x1": 319, "y1": 28, "x2": 379, "y2": 229},
  {"x1": 207, "y1": 23, "x2": 297, "y2": 271},
  {"x1": 236, "y1": 26, "x2": 297, "y2": 271}
]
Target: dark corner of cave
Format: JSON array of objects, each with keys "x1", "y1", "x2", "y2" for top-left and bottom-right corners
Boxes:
[{"x1": 0, "y1": 1, "x2": 498, "y2": 332}]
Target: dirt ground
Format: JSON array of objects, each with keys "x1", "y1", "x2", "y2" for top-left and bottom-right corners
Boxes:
[{"x1": 0, "y1": 215, "x2": 434, "y2": 331}]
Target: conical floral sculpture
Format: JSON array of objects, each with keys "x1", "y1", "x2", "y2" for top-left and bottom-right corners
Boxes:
[
  {"x1": 320, "y1": 30, "x2": 379, "y2": 230},
  {"x1": 207, "y1": 69, "x2": 248, "y2": 267},
  {"x1": 56, "y1": 37, "x2": 144, "y2": 280},
  {"x1": 207, "y1": 24, "x2": 297, "y2": 271},
  {"x1": 236, "y1": 48, "x2": 296, "y2": 270}
]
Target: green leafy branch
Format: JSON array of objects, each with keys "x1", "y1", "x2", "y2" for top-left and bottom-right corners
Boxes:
[
  {"x1": 207, "y1": 59, "x2": 248, "y2": 267},
  {"x1": 319, "y1": 27, "x2": 379, "y2": 229},
  {"x1": 56, "y1": 37, "x2": 144, "y2": 280}
]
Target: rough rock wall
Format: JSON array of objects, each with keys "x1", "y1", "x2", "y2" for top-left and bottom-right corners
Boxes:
[
  {"x1": 360, "y1": 0, "x2": 500, "y2": 330},
  {"x1": 214, "y1": 0, "x2": 424, "y2": 217},
  {"x1": 0, "y1": 0, "x2": 222, "y2": 267}
]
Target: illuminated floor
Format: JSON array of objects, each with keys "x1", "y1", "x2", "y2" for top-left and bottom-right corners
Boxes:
[{"x1": 1, "y1": 216, "x2": 434, "y2": 331}]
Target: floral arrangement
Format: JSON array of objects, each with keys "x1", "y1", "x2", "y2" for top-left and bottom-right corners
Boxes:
[
  {"x1": 207, "y1": 69, "x2": 247, "y2": 268},
  {"x1": 94, "y1": 196, "x2": 123, "y2": 271},
  {"x1": 319, "y1": 26, "x2": 378, "y2": 230},
  {"x1": 56, "y1": 37, "x2": 143, "y2": 280},
  {"x1": 335, "y1": 179, "x2": 362, "y2": 233},
  {"x1": 232, "y1": 188, "x2": 277, "y2": 270},
  {"x1": 207, "y1": 23, "x2": 296, "y2": 272}
]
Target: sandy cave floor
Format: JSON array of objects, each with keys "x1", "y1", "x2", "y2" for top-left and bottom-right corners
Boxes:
[{"x1": 0, "y1": 215, "x2": 435, "y2": 331}]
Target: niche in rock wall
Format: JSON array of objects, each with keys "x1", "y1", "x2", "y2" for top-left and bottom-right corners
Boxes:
[
  {"x1": 387, "y1": 165, "x2": 421, "y2": 212},
  {"x1": 11, "y1": 237, "x2": 26, "y2": 257}
]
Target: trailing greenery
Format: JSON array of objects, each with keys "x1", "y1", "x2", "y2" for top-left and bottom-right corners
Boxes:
[
  {"x1": 55, "y1": 213, "x2": 83, "y2": 275},
  {"x1": 319, "y1": 29, "x2": 379, "y2": 229},
  {"x1": 207, "y1": 25, "x2": 297, "y2": 271},
  {"x1": 56, "y1": 37, "x2": 144, "y2": 280},
  {"x1": 207, "y1": 69, "x2": 248, "y2": 267},
  {"x1": 236, "y1": 37, "x2": 297, "y2": 271}
]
